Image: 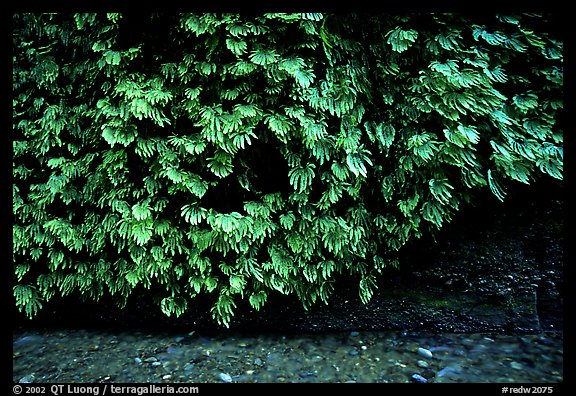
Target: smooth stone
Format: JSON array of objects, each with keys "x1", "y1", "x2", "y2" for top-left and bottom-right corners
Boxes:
[
  {"x1": 162, "y1": 360, "x2": 175, "y2": 369},
  {"x1": 471, "y1": 344, "x2": 488, "y2": 353},
  {"x1": 411, "y1": 374, "x2": 428, "y2": 383},
  {"x1": 218, "y1": 373, "x2": 233, "y2": 383},
  {"x1": 162, "y1": 375, "x2": 172, "y2": 380},
  {"x1": 511, "y1": 361, "x2": 523, "y2": 370},
  {"x1": 298, "y1": 371, "x2": 315, "y2": 378},
  {"x1": 254, "y1": 357, "x2": 264, "y2": 366},
  {"x1": 429, "y1": 346, "x2": 451, "y2": 353},
  {"x1": 144, "y1": 357, "x2": 158, "y2": 363},
  {"x1": 417, "y1": 347, "x2": 433, "y2": 359},
  {"x1": 174, "y1": 336, "x2": 185, "y2": 343},
  {"x1": 14, "y1": 335, "x2": 42, "y2": 346},
  {"x1": 349, "y1": 350, "x2": 360, "y2": 356},
  {"x1": 183, "y1": 363, "x2": 194, "y2": 372},
  {"x1": 266, "y1": 352, "x2": 280, "y2": 362},
  {"x1": 151, "y1": 362, "x2": 162, "y2": 366},
  {"x1": 134, "y1": 357, "x2": 142, "y2": 365},
  {"x1": 537, "y1": 337, "x2": 555, "y2": 346},
  {"x1": 350, "y1": 331, "x2": 360, "y2": 337},
  {"x1": 416, "y1": 360, "x2": 429, "y2": 369},
  {"x1": 437, "y1": 365, "x2": 462, "y2": 378},
  {"x1": 19, "y1": 375, "x2": 34, "y2": 384},
  {"x1": 166, "y1": 346, "x2": 178, "y2": 354}
]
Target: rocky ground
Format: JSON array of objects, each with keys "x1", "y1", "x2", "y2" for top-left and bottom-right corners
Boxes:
[{"x1": 13, "y1": 328, "x2": 563, "y2": 383}]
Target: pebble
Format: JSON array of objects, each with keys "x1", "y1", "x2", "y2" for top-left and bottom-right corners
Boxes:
[
  {"x1": 471, "y1": 344, "x2": 488, "y2": 353},
  {"x1": 537, "y1": 337, "x2": 554, "y2": 346},
  {"x1": 218, "y1": 373, "x2": 233, "y2": 383},
  {"x1": 14, "y1": 335, "x2": 42, "y2": 346},
  {"x1": 166, "y1": 346, "x2": 179, "y2": 354},
  {"x1": 416, "y1": 360, "x2": 429, "y2": 369},
  {"x1": 437, "y1": 365, "x2": 462, "y2": 378},
  {"x1": 266, "y1": 352, "x2": 280, "y2": 362},
  {"x1": 511, "y1": 362, "x2": 523, "y2": 370},
  {"x1": 162, "y1": 375, "x2": 172, "y2": 380},
  {"x1": 411, "y1": 374, "x2": 428, "y2": 383},
  {"x1": 417, "y1": 347, "x2": 433, "y2": 359},
  {"x1": 298, "y1": 371, "x2": 315, "y2": 378},
  {"x1": 429, "y1": 346, "x2": 451, "y2": 353},
  {"x1": 12, "y1": 329, "x2": 563, "y2": 383},
  {"x1": 350, "y1": 331, "x2": 360, "y2": 337},
  {"x1": 19, "y1": 375, "x2": 34, "y2": 383},
  {"x1": 174, "y1": 336, "x2": 185, "y2": 343}
]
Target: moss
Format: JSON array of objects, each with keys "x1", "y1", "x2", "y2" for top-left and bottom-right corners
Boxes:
[
  {"x1": 426, "y1": 299, "x2": 450, "y2": 308},
  {"x1": 476, "y1": 302, "x2": 505, "y2": 310},
  {"x1": 379, "y1": 289, "x2": 455, "y2": 310}
]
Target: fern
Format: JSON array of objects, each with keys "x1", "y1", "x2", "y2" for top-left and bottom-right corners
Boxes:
[
  {"x1": 386, "y1": 27, "x2": 419, "y2": 53},
  {"x1": 13, "y1": 12, "x2": 562, "y2": 327}
]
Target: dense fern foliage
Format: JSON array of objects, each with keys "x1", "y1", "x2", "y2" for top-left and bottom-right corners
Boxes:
[{"x1": 13, "y1": 13, "x2": 563, "y2": 326}]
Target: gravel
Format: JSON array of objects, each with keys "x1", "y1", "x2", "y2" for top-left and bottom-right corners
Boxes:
[{"x1": 12, "y1": 329, "x2": 563, "y2": 383}]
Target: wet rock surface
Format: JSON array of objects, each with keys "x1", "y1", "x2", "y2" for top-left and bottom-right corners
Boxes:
[
  {"x1": 13, "y1": 181, "x2": 563, "y2": 334},
  {"x1": 12, "y1": 329, "x2": 563, "y2": 383}
]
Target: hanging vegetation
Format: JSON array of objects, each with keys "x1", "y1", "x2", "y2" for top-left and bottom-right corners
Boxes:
[{"x1": 13, "y1": 13, "x2": 562, "y2": 326}]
